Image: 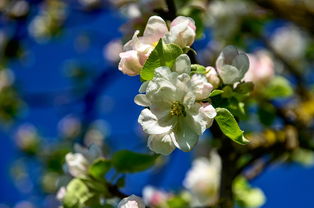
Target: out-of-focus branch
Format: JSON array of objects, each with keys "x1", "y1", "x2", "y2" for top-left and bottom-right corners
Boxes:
[{"x1": 255, "y1": 0, "x2": 314, "y2": 35}]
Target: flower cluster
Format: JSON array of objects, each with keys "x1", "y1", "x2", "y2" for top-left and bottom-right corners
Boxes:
[
  {"x1": 118, "y1": 15, "x2": 195, "y2": 76},
  {"x1": 118, "y1": 15, "x2": 251, "y2": 155}
]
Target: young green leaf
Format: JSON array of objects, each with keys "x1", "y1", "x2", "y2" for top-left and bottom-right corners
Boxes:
[
  {"x1": 88, "y1": 158, "x2": 111, "y2": 180},
  {"x1": 112, "y1": 150, "x2": 158, "y2": 173},
  {"x1": 209, "y1": 90, "x2": 224, "y2": 97},
  {"x1": 140, "y1": 39, "x2": 183, "y2": 80},
  {"x1": 191, "y1": 64, "x2": 207, "y2": 74},
  {"x1": 263, "y1": 76, "x2": 293, "y2": 98},
  {"x1": 214, "y1": 108, "x2": 249, "y2": 145},
  {"x1": 63, "y1": 179, "x2": 94, "y2": 208}
]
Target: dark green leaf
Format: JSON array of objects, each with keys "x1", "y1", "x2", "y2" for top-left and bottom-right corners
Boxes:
[
  {"x1": 235, "y1": 82, "x2": 254, "y2": 94},
  {"x1": 257, "y1": 103, "x2": 276, "y2": 126},
  {"x1": 112, "y1": 150, "x2": 158, "y2": 173},
  {"x1": 214, "y1": 108, "x2": 249, "y2": 145}
]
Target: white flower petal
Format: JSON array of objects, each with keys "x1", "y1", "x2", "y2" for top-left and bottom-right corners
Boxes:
[
  {"x1": 138, "y1": 109, "x2": 172, "y2": 135},
  {"x1": 123, "y1": 30, "x2": 140, "y2": 51},
  {"x1": 143, "y1": 16, "x2": 168, "y2": 42},
  {"x1": 134, "y1": 94, "x2": 150, "y2": 106},
  {"x1": 172, "y1": 120, "x2": 199, "y2": 152},
  {"x1": 232, "y1": 52, "x2": 249, "y2": 78},
  {"x1": 219, "y1": 64, "x2": 240, "y2": 84},
  {"x1": 173, "y1": 54, "x2": 191, "y2": 74},
  {"x1": 148, "y1": 133, "x2": 175, "y2": 155},
  {"x1": 139, "y1": 81, "x2": 149, "y2": 93},
  {"x1": 118, "y1": 195, "x2": 145, "y2": 208}
]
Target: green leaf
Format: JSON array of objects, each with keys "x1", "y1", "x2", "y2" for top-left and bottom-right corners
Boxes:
[
  {"x1": 88, "y1": 158, "x2": 111, "y2": 180},
  {"x1": 235, "y1": 82, "x2": 254, "y2": 94},
  {"x1": 191, "y1": 64, "x2": 207, "y2": 74},
  {"x1": 257, "y1": 103, "x2": 276, "y2": 126},
  {"x1": 209, "y1": 90, "x2": 224, "y2": 97},
  {"x1": 214, "y1": 108, "x2": 249, "y2": 145},
  {"x1": 112, "y1": 150, "x2": 158, "y2": 173},
  {"x1": 64, "y1": 179, "x2": 94, "y2": 207},
  {"x1": 263, "y1": 76, "x2": 293, "y2": 98},
  {"x1": 140, "y1": 39, "x2": 183, "y2": 80},
  {"x1": 221, "y1": 86, "x2": 234, "y2": 98}
]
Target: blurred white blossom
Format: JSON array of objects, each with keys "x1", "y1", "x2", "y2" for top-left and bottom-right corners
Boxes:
[
  {"x1": 244, "y1": 50, "x2": 274, "y2": 84},
  {"x1": 118, "y1": 195, "x2": 145, "y2": 208},
  {"x1": 183, "y1": 151, "x2": 221, "y2": 207},
  {"x1": 104, "y1": 39, "x2": 123, "y2": 62},
  {"x1": 65, "y1": 144, "x2": 102, "y2": 177},
  {"x1": 143, "y1": 186, "x2": 169, "y2": 207},
  {"x1": 271, "y1": 25, "x2": 307, "y2": 60}
]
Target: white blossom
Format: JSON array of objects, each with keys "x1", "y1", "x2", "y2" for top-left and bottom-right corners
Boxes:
[
  {"x1": 56, "y1": 186, "x2": 67, "y2": 201},
  {"x1": 216, "y1": 46, "x2": 249, "y2": 84},
  {"x1": 190, "y1": 74, "x2": 213, "y2": 100},
  {"x1": 183, "y1": 151, "x2": 222, "y2": 207},
  {"x1": 118, "y1": 195, "x2": 145, "y2": 208},
  {"x1": 143, "y1": 186, "x2": 169, "y2": 206},
  {"x1": 65, "y1": 144, "x2": 102, "y2": 177},
  {"x1": 205, "y1": 66, "x2": 220, "y2": 88},
  {"x1": 119, "y1": 16, "x2": 196, "y2": 76},
  {"x1": 271, "y1": 25, "x2": 306, "y2": 60},
  {"x1": 119, "y1": 16, "x2": 168, "y2": 76},
  {"x1": 135, "y1": 55, "x2": 216, "y2": 155},
  {"x1": 244, "y1": 50, "x2": 274, "y2": 84},
  {"x1": 165, "y1": 16, "x2": 196, "y2": 48}
]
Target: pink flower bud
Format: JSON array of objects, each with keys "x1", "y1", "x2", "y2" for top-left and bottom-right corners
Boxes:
[
  {"x1": 205, "y1": 66, "x2": 220, "y2": 88},
  {"x1": 167, "y1": 16, "x2": 196, "y2": 48},
  {"x1": 118, "y1": 50, "x2": 143, "y2": 76}
]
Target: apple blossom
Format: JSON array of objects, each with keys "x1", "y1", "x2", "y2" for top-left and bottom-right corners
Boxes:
[
  {"x1": 190, "y1": 74, "x2": 213, "y2": 100},
  {"x1": 143, "y1": 186, "x2": 169, "y2": 207},
  {"x1": 205, "y1": 66, "x2": 220, "y2": 88},
  {"x1": 244, "y1": 50, "x2": 274, "y2": 84},
  {"x1": 216, "y1": 46, "x2": 249, "y2": 84},
  {"x1": 119, "y1": 16, "x2": 197, "y2": 76},
  {"x1": 183, "y1": 151, "x2": 221, "y2": 207},
  {"x1": 118, "y1": 195, "x2": 145, "y2": 208},
  {"x1": 134, "y1": 55, "x2": 216, "y2": 155},
  {"x1": 118, "y1": 16, "x2": 168, "y2": 76},
  {"x1": 64, "y1": 144, "x2": 102, "y2": 177},
  {"x1": 271, "y1": 25, "x2": 306, "y2": 60},
  {"x1": 165, "y1": 16, "x2": 196, "y2": 48},
  {"x1": 56, "y1": 186, "x2": 67, "y2": 201}
]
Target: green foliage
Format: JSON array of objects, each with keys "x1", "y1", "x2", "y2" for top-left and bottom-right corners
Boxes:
[
  {"x1": 263, "y1": 76, "x2": 293, "y2": 99},
  {"x1": 209, "y1": 90, "x2": 224, "y2": 97},
  {"x1": 140, "y1": 39, "x2": 183, "y2": 80},
  {"x1": 63, "y1": 179, "x2": 94, "y2": 208},
  {"x1": 257, "y1": 102, "x2": 276, "y2": 126},
  {"x1": 166, "y1": 195, "x2": 190, "y2": 208},
  {"x1": 112, "y1": 150, "x2": 158, "y2": 173},
  {"x1": 233, "y1": 177, "x2": 266, "y2": 208},
  {"x1": 191, "y1": 64, "x2": 207, "y2": 74},
  {"x1": 88, "y1": 158, "x2": 111, "y2": 180},
  {"x1": 214, "y1": 108, "x2": 249, "y2": 145}
]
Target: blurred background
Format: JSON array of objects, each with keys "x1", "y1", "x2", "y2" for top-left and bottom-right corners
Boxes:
[{"x1": 0, "y1": 0, "x2": 314, "y2": 207}]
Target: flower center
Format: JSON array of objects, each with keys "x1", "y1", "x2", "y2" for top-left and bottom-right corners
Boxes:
[{"x1": 169, "y1": 101, "x2": 186, "y2": 117}]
